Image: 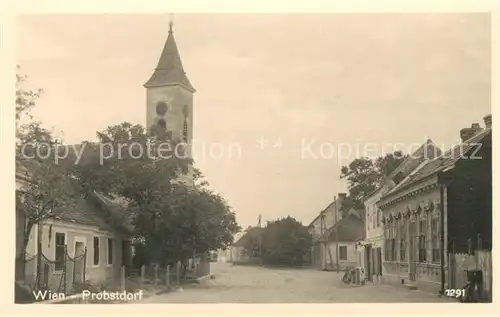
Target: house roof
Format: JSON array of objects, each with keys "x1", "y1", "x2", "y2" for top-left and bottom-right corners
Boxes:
[
  {"x1": 380, "y1": 128, "x2": 491, "y2": 203},
  {"x1": 363, "y1": 140, "x2": 441, "y2": 202},
  {"x1": 233, "y1": 227, "x2": 263, "y2": 247},
  {"x1": 308, "y1": 198, "x2": 344, "y2": 227},
  {"x1": 321, "y1": 213, "x2": 365, "y2": 242},
  {"x1": 143, "y1": 26, "x2": 195, "y2": 92},
  {"x1": 16, "y1": 158, "x2": 132, "y2": 236}
]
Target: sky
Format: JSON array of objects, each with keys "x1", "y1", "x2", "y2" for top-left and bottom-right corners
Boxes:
[{"x1": 17, "y1": 13, "x2": 490, "y2": 230}]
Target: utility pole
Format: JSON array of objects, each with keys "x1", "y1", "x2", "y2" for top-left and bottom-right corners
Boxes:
[
  {"x1": 320, "y1": 212, "x2": 326, "y2": 270},
  {"x1": 333, "y1": 196, "x2": 340, "y2": 274},
  {"x1": 258, "y1": 214, "x2": 263, "y2": 265}
]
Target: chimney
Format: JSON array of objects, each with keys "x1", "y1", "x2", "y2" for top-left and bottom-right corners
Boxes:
[
  {"x1": 338, "y1": 193, "x2": 347, "y2": 203},
  {"x1": 460, "y1": 123, "x2": 482, "y2": 142},
  {"x1": 484, "y1": 114, "x2": 492, "y2": 129}
]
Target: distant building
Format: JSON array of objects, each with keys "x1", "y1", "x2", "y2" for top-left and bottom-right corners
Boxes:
[
  {"x1": 231, "y1": 227, "x2": 264, "y2": 265},
  {"x1": 319, "y1": 209, "x2": 365, "y2": 270},
  {"x1": 308, "y1": 193, "x2": 348, "y2": 270}
]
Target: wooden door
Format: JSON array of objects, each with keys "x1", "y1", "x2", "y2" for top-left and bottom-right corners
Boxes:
[
  {"x1": 365, "y1": 245, "x2": 372, "y2": 280},
  {"x1": 376, "y1": 247, "x2": 382, "y2": 276}
]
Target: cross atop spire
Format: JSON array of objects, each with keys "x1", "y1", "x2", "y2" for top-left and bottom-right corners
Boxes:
[{"x1": 169, "y1": 13, "x2": 174, "y2": 33}]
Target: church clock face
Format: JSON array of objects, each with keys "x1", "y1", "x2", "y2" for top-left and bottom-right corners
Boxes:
[{"x1": 156, "y1": 101, "x2": 168, "y2": 115}]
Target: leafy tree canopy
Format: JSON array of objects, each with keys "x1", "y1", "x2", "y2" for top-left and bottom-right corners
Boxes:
[
  {"x1": 15, "y1": 67, "x2": 77, "y2": 258},
  {"x1": 340, "y1": 150, "x2": 408, "y2": 210},
  {"x1": 71, "y1": 122, "x2": 241, "y2": 266},
  {"x1": 242, "y1": 216, "x2": 312, "y2": 267}
]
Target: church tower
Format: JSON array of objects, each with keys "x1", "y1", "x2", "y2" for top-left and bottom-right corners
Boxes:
[{"x1": 144, "y1": 20, "x2": 195, "y2": 145}]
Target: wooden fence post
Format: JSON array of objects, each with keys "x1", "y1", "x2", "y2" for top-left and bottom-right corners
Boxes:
[
  {"x1": 140, "y1": 264, "x2": 145, "y2": 286},
  {"x1": 120, "y1": 266, "x2": 126, "y2": 291},
  {"x1": 154, "y1": 263, "x2": 159, "y2": 286},
  {"x1": 63, "y1": 245, "x2": 67, "y2": 294},
  {"x1": 166, "y1": 265, "x2": 170, "y2": 289},
  {"x1": 176, "y1": 261, "x2": 180, "y2": 286},
  {"x1": 83, "y1": 247, "x2": 87, "y2": 282}
]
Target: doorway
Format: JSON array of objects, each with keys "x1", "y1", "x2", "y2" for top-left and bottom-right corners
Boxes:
[
  {"x1": 73, "y1": 241, "x2": 85, "y2": 283},
  {"x1": 376, "y1": 247, "x2": 382, "y2": 277},
  {"x1": 365, "y1": 244, "x2": 372, "y2": 281}
]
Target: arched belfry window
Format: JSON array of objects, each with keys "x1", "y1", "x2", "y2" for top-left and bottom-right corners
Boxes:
[{"x1": 182, "y1": 119, "x2": 188, "y2": 142}]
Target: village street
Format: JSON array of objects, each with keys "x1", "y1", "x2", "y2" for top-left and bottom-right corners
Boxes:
[{"x1": 142, "y1": 262, "x2": 451, "y2": 303}]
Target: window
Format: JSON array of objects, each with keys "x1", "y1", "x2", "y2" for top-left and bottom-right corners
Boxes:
[
  {"x1": 391, "y1": 221, "x2": 398, "y2": 261},
  {"x1": 384, "y1": 225, "x2": 390, "y2": 261},
  {"x1": 377, "y1": 209, "x2": 380, "y2": 227},
  {"x1": 431, "y1": 217, "x2": 440, "y2": 263},
  {"x1": 339, "y1": 246, "x2": 347, "y2": 260},
  {"x1": 93, "y1": 237, "x2": 100, "y2": 266},
  {"x1": 372, "y1": 210, "x2": 376, "y2": 229},
  {"x1": 182, "y1": 120, "x2": 188, "y2": 142},
  {"x1": 418, "y1": 218, "x2": 427, "y2": 262},
  {"x1": 54, "y1": 233, "x2": 65, "y2": 270},
  {"x1": 399, "y1": 218, "x2": 406, "y2": 261},
  {"x1": 107, "y1": 238, "x2": 114, "y2": 265},
  {"x1": 384, "y1": 221, "x2": 397, "y2": 262}
]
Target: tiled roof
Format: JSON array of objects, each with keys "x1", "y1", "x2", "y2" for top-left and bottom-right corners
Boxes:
[
  {"x1": 52, "y1": 197, "x2": 116, "y2": 232},
  {"x1": 144, "y1": 29, "x2": 195, "y2": 91},
  {"x1": 362, "y1": 140, "x2": 441, "y2": 202},
  {"x1": 321, "y1": 214, "x2": 365, "y2": 242},
  {"x1": 92, "y1": 191, "x2": 133, "y2": 234},
  {"x1": 16, "y1": 158, "x2": 132, "y2": 235},
  {"x1": 381, "y1": 128, "x2": 491, "y2": 201},
  {"x1": 52, "y1": 193, "x2": 132, "y2": 235},
  {"x1": 390, "y1": 139, "x2": 442, "y2": 178}
]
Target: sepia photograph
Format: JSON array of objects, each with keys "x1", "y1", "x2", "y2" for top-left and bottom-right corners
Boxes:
[{"x1": 13, "y1": 11, "x2": 492, "y2": 305}]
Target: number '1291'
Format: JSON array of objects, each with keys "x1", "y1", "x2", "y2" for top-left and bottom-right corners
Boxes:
[{"x1": 445, "y1": 289, "x2": 465, "y2": 298}]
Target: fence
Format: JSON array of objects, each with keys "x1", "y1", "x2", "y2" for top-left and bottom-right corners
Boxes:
[
  {"x1": 448, "y1": 243, "x2": 492, "y2": 302},
  {"x1": 122, "y1": 262, "x2": 181, "y2": 291},
  {"x1": 122, "y1": 257, "x2": 211, "y2": 290},
  {"x1": 18, "y1": 246, "x2": 87, "y2": 296}
]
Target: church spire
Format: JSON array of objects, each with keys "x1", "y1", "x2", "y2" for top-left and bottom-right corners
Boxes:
[{"x1": 144, "y1": 17, "x2": 195, "y2": 92}]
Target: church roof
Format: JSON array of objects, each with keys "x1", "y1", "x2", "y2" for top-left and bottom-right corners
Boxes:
[{"x1": 144, "y1": 23, "x2": 196, "y2": 92}]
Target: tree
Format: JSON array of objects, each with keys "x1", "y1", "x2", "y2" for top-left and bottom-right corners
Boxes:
[
  {"x1": 15, "y1": 68, "x2": 77, "y2": 279},
  {"x1": 72, "y1": 122, "x2": 240, "y2": 268},
  {"x1": 340, "y1": 151, "x2": 407, "y2": 210},
  {"x1": 259, "y1": 216, "x2": 312, "y2": 267}
]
